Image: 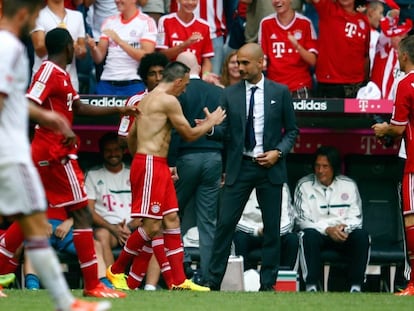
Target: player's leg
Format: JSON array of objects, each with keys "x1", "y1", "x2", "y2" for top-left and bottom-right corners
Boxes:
[
  {"x1": 396, "y1": 173, "x2": 414, "y2": 296},
  {"x1": 70, "y1": 206, "x2": 126, "y2": 298}
]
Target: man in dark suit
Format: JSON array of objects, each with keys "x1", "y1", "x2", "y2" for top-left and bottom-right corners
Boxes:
[
  {"x1": 168, "y1": 51, "x2": 224, "y2": 284},
  {"x1": 206, "y1": 43, "x2": 299, "y2": 291}
]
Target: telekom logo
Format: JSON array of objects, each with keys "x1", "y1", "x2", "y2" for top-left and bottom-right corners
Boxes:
[
  {"x1": 272, "y1": 42, "x2": 285, "y2": 58},
  {"x1": 358, "y1": 100, "x2": 369, "y2": 112},
  {"x1": 345, "y1": 22, "x2": 357, "y2": 38}
]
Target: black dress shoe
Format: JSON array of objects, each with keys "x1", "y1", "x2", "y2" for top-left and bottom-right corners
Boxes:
[
  {"x1": 203, "y1": 281, "x2": 220, "y2": 291},
  {"x1": 259, "y1": 284, "x2": 276, "y2": 292}
]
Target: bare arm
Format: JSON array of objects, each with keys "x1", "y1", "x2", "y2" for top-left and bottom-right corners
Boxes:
[
  {"x1": 372, "y1": 122, "x2": 405, "y2": 138},
  {"x1": 72, "y1": 98, "x2": 139, "y2": 117},
  {"x1": 287, "y1": 32, "x2": 317, "y2": 66},
  {"x1": 31, "y1": 30, "x2": 47, "y2": 58},
  {"x1": 86, "y1": 36, "x2": 109, "y2": 64},
  {"x1": 102, "y1": 29, "x2": 155, "y2": 61},
  {"x1": 127, "y1": 120, "x2": 138, "y2": 155},
  {"x1": 167, "y1": 99, "x2": 226, "y2": 142},
  {"x1": 159, "y1": 32, "x2": 205, "y2": 60}
]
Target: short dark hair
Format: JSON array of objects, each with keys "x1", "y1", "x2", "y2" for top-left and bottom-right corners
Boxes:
[
  {"x1": 313, "y1": 146, "x2": 341, "y2": 176},
  {"x1": 138, "y1": 52, "x2": 169, "y2": 84},
  {"x1": 400, "y1": 35, "x2": 414, "y2": 64},
  {"x1": 161, "y1": 61, "x2": 190, "y2": 83},
  {"x1": 2, "y1": 0, "x2": 44, "y2": 17},
  {"x1": 45, "y1": 27, "x2": 73, "y2": 56},
  {"x1": 98, "y1": 132, "x2": 122, "y2": 154}
]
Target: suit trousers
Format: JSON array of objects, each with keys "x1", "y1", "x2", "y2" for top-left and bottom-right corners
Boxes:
[
  {"x1": 208, "y1": 159, "x2": 282, "y2": 289},
  {"x1": 175, "y1": 151, "x2": 222, "y2": 282}
]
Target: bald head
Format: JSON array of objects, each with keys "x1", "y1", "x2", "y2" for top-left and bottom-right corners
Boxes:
[
  {"x1": 176, "y1": 51, "x2": 200, "y2": 75},
  {"x1": 238, "y1": 43, "x2": 264, "y2": 60}
]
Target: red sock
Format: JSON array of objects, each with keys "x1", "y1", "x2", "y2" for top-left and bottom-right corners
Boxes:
[
  {"x1": 163, "y1": 228, "x2": 186, "y2": 285},
  {"x1": 112, "y1": 227, "x2": 150, "y2": 274},
  {"x1": 406, "y1": 225, "x2": 414, "y2": 282},
  {"x1": 0, "y1": 222, "x2": 24, "y2": 274},
  {"x1": 72, "y1": 228, "x2": 99, "y2": 290},
  {"x1": 152, "y1": 236, "x2": 173, "y2": 289},
  {"x1": 126, "y1": 243, "x2": 153, "y2": 289}
]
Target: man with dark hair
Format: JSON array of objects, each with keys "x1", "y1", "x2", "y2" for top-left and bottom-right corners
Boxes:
[
  {"x1": 294, "y1": 146, "x2": 370, "y2": 292},
  {"x1": 106, "y1": 61, "x2": 225, "y2": 291},
  {"x1": 24, "y1": 27, "x2": 137, "y2": 298},
  {"x1": 0, "y1": 1, "x2": 111, "y2": 309}
]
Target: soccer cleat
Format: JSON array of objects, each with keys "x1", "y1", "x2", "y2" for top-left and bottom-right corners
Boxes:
[
  {"x1": 172, "y1": 279, "x2": 211, "y2": 291},
  {"x1": 106, "y1": 265, "x2": 129, "y2": 290},
  {"x1": 0, "y1": 286, "x2": 7, "y2": 298},
  {"x1": 395, "y1": 283, "x2": 414, "y2": 296},
  {"x1": 0, "y1": 273, "x2": 15, "y2": 287},
  {"x1": 83, "y1": 282, "x2": 127, "y2": 298},
  {"x1": 67, "y1": 299, "x2": 111, "y2": 311}
]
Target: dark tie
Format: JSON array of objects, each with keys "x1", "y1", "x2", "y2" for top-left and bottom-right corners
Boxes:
[{"x1": 245, "y1": 86, "x2": 258, "y2": 151}]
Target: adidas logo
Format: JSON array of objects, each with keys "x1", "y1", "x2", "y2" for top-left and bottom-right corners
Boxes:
[
  {"x1": 270, "y1": 33, "x2": 277, "y2": 39},
  {"x1": 171, "y1": 33, "x2": 179, "y2": 39},
  {"x1": 97, "y1": 180, "x2": 104, "y2": 185}
]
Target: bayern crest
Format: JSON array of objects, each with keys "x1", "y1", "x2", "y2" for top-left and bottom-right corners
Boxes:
[{"x1": 151, "y1": 203, "x2": 161, "y2": 214}]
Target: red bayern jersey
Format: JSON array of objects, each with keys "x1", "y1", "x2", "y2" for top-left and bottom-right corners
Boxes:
[
  {"x1": 259, "y1": 12, "x2": 318, "y2": 91},
  {"x1": 390, "y1": 71, "x2": 414, "y2": 173},
  {"x1": 26, "y1": 60, "x2": 79, "y2": 147},
  {"x1": 157, "y1": 13, "x2": 214, "y2": 65},
  {"x1": 314, "y1": 0, "x2": 370, "y2": 84}
]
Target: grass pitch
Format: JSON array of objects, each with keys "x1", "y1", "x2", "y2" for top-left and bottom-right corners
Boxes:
[{"x1": 0, "y1": 289, "x2": 413, "y2": 311}]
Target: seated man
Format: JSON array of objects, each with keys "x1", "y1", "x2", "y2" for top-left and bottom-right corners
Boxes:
[
  {"x1": 233, "y1": 184, "x2": 299, "y2": 271},
  {"x1": 294, "y1": 146, "x2": 370, "y2": 292},
  {"x1": 85, "y1": 132, "x2": 139, "y2": 268}
]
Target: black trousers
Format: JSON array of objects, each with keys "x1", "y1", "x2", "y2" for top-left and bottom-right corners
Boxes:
[
  {"x1": 207, "y1": 160, "x2": 283, "y2": 288},
  {"x1": 301, "y1": 228, "x2": 370, "y2": 288}
]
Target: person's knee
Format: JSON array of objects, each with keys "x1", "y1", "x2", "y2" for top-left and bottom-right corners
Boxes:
[
  {"x1": 163, "y1": 212, "x2": 180, "y2": 229},
  {"x1": 142, "y1": 218, "x2": 163, "y2": 238}
]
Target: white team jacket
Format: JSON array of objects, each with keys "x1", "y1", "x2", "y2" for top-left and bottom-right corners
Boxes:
[{"x1": 294, "y1": 174, "x2": 363, "y2": 235}]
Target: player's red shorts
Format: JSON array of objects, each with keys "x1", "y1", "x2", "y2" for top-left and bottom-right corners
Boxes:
[
  {"x1": 130, "y1": 153, "x2": 178, "y2": 220},
  {"x1": 402, "y1": 173, "x2": 414, "y2": 216}
]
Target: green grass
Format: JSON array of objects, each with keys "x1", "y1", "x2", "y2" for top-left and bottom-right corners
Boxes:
[{"x1": 0, "y1": 289, "x2": 413, "y2": 311}]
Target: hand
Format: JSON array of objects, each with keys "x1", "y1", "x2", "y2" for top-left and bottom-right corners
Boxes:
[
  {"x1": 255, "y1": 150, "x2": 280, "y2": 168},
  {"x1": 170, "y1": 167, "x2": 179, "y2": 183},
  {"x1": 202, "y1": 72, "x2": 221, "y2": 85},
  {"x1": 120, "y1": 105, "x2": 141, "y2": 117},
  {"x1": 186, "y1": 32, "x2": 204, "y2": 45},
  {"x1": 203, "y1": 106, "x2": 226, "y2": 126},
  {"x1": 54, "y1": 219, "x2": 73, "y2": 240},
  {"x1": 325, "y1": 224, "x2": 348, "y2": 243},
  {"x1": 85, "y1": 33, "x2": 96, "y2": 50},
  {"x1": 41, "y1": 110, "x2": 77, "y2": 147},
  {"x1": 372, "y1": 122, "x2": 388, "y2": 138},
  {"x1": 102, "y1": 29, "x2": 121, "y2": 44},
  {"x1": 112, "y1": 220, "x2": 131, "y2": 246},
  {"x1": 287, "y1": 32, "x2": 298, "y2": 49}
]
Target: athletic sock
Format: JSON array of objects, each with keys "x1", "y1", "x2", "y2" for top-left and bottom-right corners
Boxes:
[
  {"x1": 0, "y1": 222, "x2": 24, "y2": 274},
  {"x1": 163, "y1": 228, "x2": 186, "y2": 285},
  {"x1": 112, "y1": 227, "x2": 150, "y2": 274},
  {"x1": 72, "y1": 228, "x2": 99, "y2": 290},
  {"x1": 126, "y1": 243, "x2": 153, "y2": 289},
  {"x1": 25, "y1": 237, "x2": 73, "y2": 310},
  {"x1": 152, "y1": 236, "x2": 173, "y2": 289}
]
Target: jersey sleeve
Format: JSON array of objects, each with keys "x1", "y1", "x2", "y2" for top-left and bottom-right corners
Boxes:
[
  {"x1": 25, "y1": 69, "x2": 54, "y2": 105},
  {"x1": 391, "y1": 80, "x2": 413, "y2": 126}
]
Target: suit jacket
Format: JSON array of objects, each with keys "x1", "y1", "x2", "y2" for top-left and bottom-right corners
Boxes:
[
  {"x1": 168, "y1": 77, "x2": 224, "y2": 165},
  {"x1": 213, "y1": 78, "x2": 299, "y2": 185}
]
